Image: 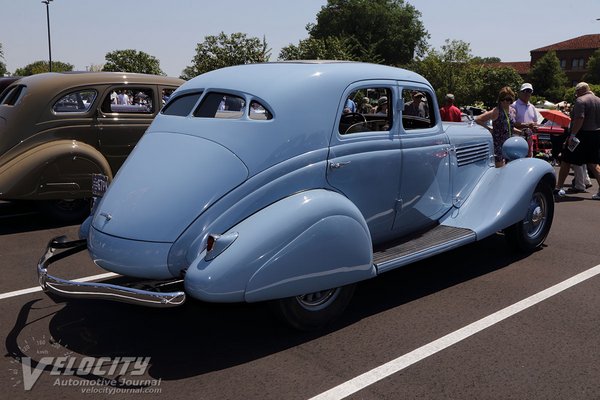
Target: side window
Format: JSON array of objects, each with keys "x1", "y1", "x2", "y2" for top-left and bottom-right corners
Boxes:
[
  {"x1": 193, "y1": 92, "x2": 246, "y2": 119},
  {"x1": 401, "y1": 89, "x2": 436, "y2": 131},
  {"x1": 0, "y1": 85, "x2": 26, "y2": 106},
  {"x1": 53, "y1": 89, "x2": 97, "y2": 113},
  {"x1": 249, "y1": 100, "x2": 272, "y2": 120},
  {"x1": 103, "y1": 88, "x2": 154, "y2": 114},
  {"x1": 161, "y1": 92, "x2": 203, "y2": 116},
  {"x1": 161, "y1": 88, "x2": 176, "y2": 105},
  {"x1": 338, "y1": 88, "x2": 392, "y2": 135}
]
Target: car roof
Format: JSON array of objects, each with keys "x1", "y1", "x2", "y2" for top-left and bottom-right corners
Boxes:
[
  {"x1": 178, "y1": 61, "x2": 430, "y2": 100},
  {"x1": 15, "y1": 71, "x2": 183, "y2": 94}
]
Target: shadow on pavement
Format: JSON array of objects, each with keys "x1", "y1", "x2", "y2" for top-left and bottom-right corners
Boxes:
[
  {"x1": 0, "y1": 201, "x2": 85, "y2": 235},
  {"x1": 6, "y1": 234, "x2": 533, "y2": 381}
]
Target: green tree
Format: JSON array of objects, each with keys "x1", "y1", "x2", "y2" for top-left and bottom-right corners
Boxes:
[
  {"x1": 472, "y1": 56, "x2": 501, "y2": 64},
  {"x1": 563, "y1": 83, "x2": 600, "y2": 102},
  {"x1": 529, "y1": 51, "x2": 568, "y2": 102},
  {"x1": 181, "y1": 32, "x2": 271, "y2": 80},
  {"x1": 278, "y1": 37, "x2": 357, "y2": 61},
  {"x1": 583, "y1": 49, "x2": 600, "y2": 84},
  {"x1": 477, "y1": 66, "x2": 523, "y2": 108},
  {"x1": 13, "y1": 60, "x2": 73, "y2": 76},
  {"x1": 102, "y1": 49, "x2": 164, "y2": 75},
  {"x1": 0, "y1": 43, "x2": 7, "y2": 76},
  {"x1": 307, "y1": 0, "x2": 429, "y2": 65},
  {"x1": 411, "y1": 40, "x2": 481, "y2": 105}
]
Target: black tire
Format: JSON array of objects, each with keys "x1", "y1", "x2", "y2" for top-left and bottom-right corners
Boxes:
[
  {"x1": 38, "y1": 198, "x2": 92, "y2": 224},
  {"x1": 505, "y1": 181, "x2": 554, "y2": 252},
  {"x1": 271, "y1": 284, "x2": 356, "y2": 331}
]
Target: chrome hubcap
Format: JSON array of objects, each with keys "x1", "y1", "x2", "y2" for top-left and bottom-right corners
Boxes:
[
  {"x1": 296, "y1": 288, "x2": 340, "y2": 311},
  {"x1": 524, "y1": 193, "x2": 546, "y2": 239}
]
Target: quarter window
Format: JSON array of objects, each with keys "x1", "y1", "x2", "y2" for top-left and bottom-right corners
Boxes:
[
  {"x1": 194, "y1": 93, "x2": 246, "y2": 119},
  {"x1": 53, "y1": 90, "x2": 97, "y2": 113},
  {"x1": 249, "y1": 100, "x2": 272, "y2": 120},
  {"x1": 0, "y1": 85, "x2": 26, "y2": 106}
]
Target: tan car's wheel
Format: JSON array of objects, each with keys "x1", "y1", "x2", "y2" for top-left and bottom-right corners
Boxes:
[{"x1": 38, "y1": 199, "x2": 91, "y2": 223}]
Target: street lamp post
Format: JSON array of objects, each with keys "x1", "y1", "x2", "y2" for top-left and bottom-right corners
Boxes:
[{"x1": 42, "y1": 0, "x2": 53, "y2": 72}]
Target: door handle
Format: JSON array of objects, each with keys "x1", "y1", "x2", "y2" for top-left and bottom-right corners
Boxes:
[{"x1": 329, "y1": 161, "x2": 351, "y2": 169}]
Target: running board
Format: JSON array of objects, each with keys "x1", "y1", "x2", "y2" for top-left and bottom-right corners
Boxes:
[{"x1": 374, "y1": 225, "x2": 477, "y2": 273}]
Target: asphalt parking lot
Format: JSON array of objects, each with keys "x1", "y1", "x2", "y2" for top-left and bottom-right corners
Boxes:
[{"x1": 1, "y1": 178, "x2": 600, "y2": 400}]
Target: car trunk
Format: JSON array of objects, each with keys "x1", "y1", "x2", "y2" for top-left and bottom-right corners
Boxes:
[{"x1": 91, "y1": 131, "x2": 249, "y2": 242}]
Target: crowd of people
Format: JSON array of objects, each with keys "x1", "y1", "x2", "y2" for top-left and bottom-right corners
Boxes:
[
  {"x1": 469, "y1": 82, "x2": 600, "y2": 200},
  {"x1": 340, "y1": 84, "x2": 600, "y2": 200}
]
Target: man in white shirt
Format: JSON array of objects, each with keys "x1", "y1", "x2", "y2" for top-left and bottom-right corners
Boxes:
[{"x1": 512, "y1": 83, "x2": 541, "y2": 157}]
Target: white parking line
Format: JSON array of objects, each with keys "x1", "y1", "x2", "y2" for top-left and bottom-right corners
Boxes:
[
  {"x1": 0, "y1": 272, "x2": 118, "y2": 300},
  {"x1": 310, "y1": 264, "x2": 600, "y2": 400}
]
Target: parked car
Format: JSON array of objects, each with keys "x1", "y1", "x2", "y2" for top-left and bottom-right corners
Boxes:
[
  {"x1": 0, "y1": 72, "x2": 183, "y2": 221},
  {"x1": 38, "y1": 62, "x2": 556, "y2": 330},
  {"x1": 530, "y1": 109, "x2": 567, "y2": 156}
]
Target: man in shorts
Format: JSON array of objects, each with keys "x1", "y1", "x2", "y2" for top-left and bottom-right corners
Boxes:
[{"x1": 554, "y1": 82, "x2": 600, "y2": 199}]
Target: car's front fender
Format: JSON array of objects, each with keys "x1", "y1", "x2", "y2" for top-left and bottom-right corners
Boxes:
[
  {"x1": 184, "y1": 189, "x2": 375, "y2": 303},
  {"x1": 441, "y1": 157, "x2": 555, "y2": 239}
]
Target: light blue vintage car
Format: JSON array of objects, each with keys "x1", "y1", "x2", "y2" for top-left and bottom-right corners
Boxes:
[{"x1": 38, "y1": 61, "x2": 556, "y2": 330}]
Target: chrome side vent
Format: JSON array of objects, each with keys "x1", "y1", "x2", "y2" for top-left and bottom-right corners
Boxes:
[{"x1": 456, "y1": 143, "x2": 489, "y2": 167}]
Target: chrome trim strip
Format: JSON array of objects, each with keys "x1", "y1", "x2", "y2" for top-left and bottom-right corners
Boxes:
[{"x1": 37, "y1": 236, "x2": 186, "y2": 308}]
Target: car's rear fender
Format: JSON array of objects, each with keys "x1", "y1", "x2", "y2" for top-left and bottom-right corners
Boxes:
[
  {"x1": 183, "y1": 189, "x2": 375, "y2": 303},
  {"x1": 0, "y1": 140, "x2": 112, "y2": 199},
  {"x1": 441, "y1": 157, "x2": 555, "y2": 239}
]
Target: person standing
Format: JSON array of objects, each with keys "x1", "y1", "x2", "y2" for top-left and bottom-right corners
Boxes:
[
  {"x1": 554, "y1": 82, "x2": 600, "y2": 199},
  {"x1": 512, "y1": 83, "x2": 541, "y2": 157},
  {"x1": 404, "y1": 91, "x2": 428, "y2": 118},
  {"x1": 475, "y1": 87, "x2": 520, "y2": 168},
  {"x1": 440, "y1": 93, "x2": 462, "y2": 122}
]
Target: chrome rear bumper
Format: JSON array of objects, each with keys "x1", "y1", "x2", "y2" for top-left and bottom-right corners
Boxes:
[{"x1": 37, "y1": 236, "x2": 186, "y2": 308}]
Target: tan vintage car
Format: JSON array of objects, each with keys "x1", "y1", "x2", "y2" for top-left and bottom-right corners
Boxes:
[{"x1": 0, "y1": 72, "x2": 183, "y2": 221}]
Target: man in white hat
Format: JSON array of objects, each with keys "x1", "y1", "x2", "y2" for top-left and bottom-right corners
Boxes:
[{"x1": 512, "y1": 83, "x2": 541, "y2": 157}]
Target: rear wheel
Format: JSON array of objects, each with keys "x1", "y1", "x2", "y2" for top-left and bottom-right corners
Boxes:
[
  {"x1": 505, "y1": 181, "x2": 554, "y2": 252},
  {"x1": 271, "y1": 284, "x2": 356, "y2": 331},
  {"x1": 38, "y1": 198, "x2": 92, "y2": 224}
]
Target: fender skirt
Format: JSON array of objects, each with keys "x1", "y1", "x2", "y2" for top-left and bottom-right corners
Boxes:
[{"x1": 184, "y1": 189, "x2": 376, "y2": 303}]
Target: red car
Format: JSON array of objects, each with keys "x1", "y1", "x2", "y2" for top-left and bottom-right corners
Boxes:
[{"x1": 532, "y1": 113, "x2": 567, "y2": 160}]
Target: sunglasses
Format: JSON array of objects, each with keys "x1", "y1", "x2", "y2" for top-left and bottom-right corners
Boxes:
[
  {"x1": 501, "y1": 98, "x2": 513, "y2": 102},
  {"x1": 521, "y1": 89, "x2": 533, "y2": 93}
]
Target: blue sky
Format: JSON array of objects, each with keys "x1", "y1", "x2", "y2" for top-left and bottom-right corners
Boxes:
[{"x1": 1, "y1": 0, "x2": 599, "y2": 77}]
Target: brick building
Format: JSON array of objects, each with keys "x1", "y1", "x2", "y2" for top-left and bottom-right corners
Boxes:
[
  {"x1": 488, "y1": 34, "x2": 600, "y2": 85},
  {"x1": 531, "y1": 34, "x2": 600, "y2": 85}
]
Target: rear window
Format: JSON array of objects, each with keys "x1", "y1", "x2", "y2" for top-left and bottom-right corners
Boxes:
[
  {"x1": 162, "y1": 92, "x2": 203, "y2": 116},
  {"x1": 53, "y1": 90, "x2": 97, "y2": 113},
  {"x1": 194, "y1": 93, "x2": 246, "y2": 119},
  {"x1": 0, "y1": 85, "x2": 26, "y2": 106}
]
